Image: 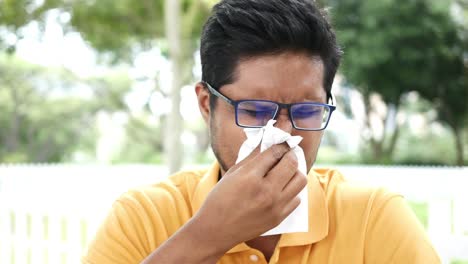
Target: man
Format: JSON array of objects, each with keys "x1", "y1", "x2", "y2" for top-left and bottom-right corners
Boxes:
[{"x1": 83, "y1": 0, "x2": 440, "y2": 263}]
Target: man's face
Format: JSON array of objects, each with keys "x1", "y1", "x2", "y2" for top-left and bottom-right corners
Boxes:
[{"x1": 196, "y1": 52, "x2": 327, "y2": 175}]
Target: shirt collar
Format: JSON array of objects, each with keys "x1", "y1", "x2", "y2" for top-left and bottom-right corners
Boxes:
[{"x1": 191, "y1": 162, "x2": 329, "y2": 253}]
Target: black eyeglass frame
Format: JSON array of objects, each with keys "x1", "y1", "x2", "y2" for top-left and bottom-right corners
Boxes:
[{"x1": 202, "y1": 81, "x2": 336, "y2": 131}]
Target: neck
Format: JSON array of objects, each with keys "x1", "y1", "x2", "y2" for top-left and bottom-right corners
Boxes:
[{"x1": 246, "y1": 235, "x2": 281, "y2": 262}]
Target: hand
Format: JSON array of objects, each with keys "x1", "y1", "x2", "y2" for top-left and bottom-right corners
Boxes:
[{"x1": 193, "y1": 144, "x2": 308, "y2": 254}]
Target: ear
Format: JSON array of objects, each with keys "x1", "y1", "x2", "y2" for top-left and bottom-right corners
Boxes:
[{"x1": 195, "y1": 82, "x2": 210, "y2": 124}]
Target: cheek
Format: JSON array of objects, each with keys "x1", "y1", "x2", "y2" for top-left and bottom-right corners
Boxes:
[
  {"x1": 211, "y1": 111, "x2": 248, "y2": 170},
  {"x1": 221, "y1": 125, "x2": 246, "y2": 153},
  {"x1": 297, "y1": 132, "x2": 323, "y2": 170}
]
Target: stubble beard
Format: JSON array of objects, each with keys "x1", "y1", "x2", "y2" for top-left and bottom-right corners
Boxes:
[{"x1": 209, "y1": 118, "x2": 230, "y2": 175}]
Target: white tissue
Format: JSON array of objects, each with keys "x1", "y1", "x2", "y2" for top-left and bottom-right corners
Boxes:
[{"x1": 236, "y1": 120, "x2": 308, "y2": 235}]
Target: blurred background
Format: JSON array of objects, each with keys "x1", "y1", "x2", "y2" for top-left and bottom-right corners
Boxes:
[{"x1": 0, "y1": 0, "x2": 467, "y2": 263}]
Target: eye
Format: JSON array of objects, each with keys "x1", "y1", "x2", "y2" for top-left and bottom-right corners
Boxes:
[
  {"x1": 239, "y1": 109, "x2": 274, "y2": 117},
  {"x1": 292, "y1": 105, "x2": 323, "y2": 119},
  {"x1": 294, "y1": 111, "x2": 319, "y2": 118},
  {"x1": 239, "y1": 109, "x2": 258, "y2": 116}
]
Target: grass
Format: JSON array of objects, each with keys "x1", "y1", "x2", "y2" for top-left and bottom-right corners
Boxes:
[
  {"x1": 407, "y1": 201, "x2": 429, "y2": 229},
  {"x1": 451, "y1": 260, "x2": 468, "y2": 264}
]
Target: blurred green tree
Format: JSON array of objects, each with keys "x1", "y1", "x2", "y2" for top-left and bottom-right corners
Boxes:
[
  {"x1": 330, "y1": 0, "x2": 467, "y2": 164},
  {"x1": 1, "y1": 0, "x2": 213, "y2": 168},
  {"x1": 115, "y1": 115, "x2": 164, "y2": 164},
  {"x1": 1, "y1": 0, "x2": 136, "y2": 163},
  {"x1": 62, "y1": 0, "x2": 212, "y2": 172},
  {"x1": 417, "y1": 34, "x2": 467, "y2": 166},
  {"x1": 0, "y1": 55, "x2": 94, "y2": 162},
  {"x1": 0, "y1": 0, "x2": 61, "y2": 53}
]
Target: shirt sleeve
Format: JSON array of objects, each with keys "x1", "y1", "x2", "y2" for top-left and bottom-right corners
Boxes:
[
  {"x1": 364, "y1": 191, "x2": 441, "y2": 264},
  {"x1": 81, "y1": 198, "x2": 154, "y2": 264}
]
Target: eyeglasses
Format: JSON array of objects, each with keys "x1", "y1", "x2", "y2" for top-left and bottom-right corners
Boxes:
[{"x1": 203, "y1": 82, "x2": 336, "y2": 131}]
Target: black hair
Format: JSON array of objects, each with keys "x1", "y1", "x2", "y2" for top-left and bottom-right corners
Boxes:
[{"x1": 200, "y1": 0, "x2": 342, "y2": 107}]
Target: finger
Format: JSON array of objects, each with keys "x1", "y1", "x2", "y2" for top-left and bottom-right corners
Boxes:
[
  {"x1": 280, "y1": 171, "x2": 307, "y2": 202},
  {"x1": 227, "y1": 145, "x2": 261, "y2": 173},
  {"x1": 265, "y1": 150, "x2": 298, "y2": 190},
  {"x1": 242, "y1": 143, "x2": 290, "y2": 178},
  {"x1": 238, "y1": 144, "x2": 262, "y2": 165},
  {"x1": 281, "y1": 196, "x2": 301, "y2": 219}
]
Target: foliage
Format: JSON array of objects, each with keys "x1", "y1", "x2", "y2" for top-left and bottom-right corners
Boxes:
[
  {"x1": 114, "y1": 115, "x2": 164, "y2": 164},
  {"x1": 64, "y1": 0, "x2": 210, "y2": 62},
  {"x1": 0, "y1": 0, "x2": 61, "y2": 53},
  {"x1": 0, "y1": 55, "x2": 93, "y2": 162},
  {"x1": 393, "y1": 133, "x2": 458, "y2": 166},
  {"x1": 1, "y1": 0, "x2": 465, "y2": 166},
  {"x1": 0, "y1": 54, "x2": 132, "y2": 163},
  {"x1": 316, "y1": 146, "x2": 361, "y2": 165},
  {"x1": 329, "y1": 0, "x2": 467, "y2": 164},
  {"x1": 63, "y1": 0, "x2": 212, "y2": 172},
  {"x1": 332, "y1": 0, "x2": 458, "y2": 102},
  {"x1": 1, "y1": 0, "x2": 213, "y2": 169}
]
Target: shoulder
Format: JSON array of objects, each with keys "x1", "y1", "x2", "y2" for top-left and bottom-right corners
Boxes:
[
  {"x1": 311, "y1": 167, "x2": 405, "y2": 240},
  {"x1": 116, "y1": 168, "x2": 208, "y2": 218},
  {"x1": 312, "y1": 167, "x2": 400, "y2": 211},
  {"x1": 82, "y1": 168, "x2": 210, "y2": 263},
  {"x1": 312, "y1": 168, "x2": 439, "y2": 262}
]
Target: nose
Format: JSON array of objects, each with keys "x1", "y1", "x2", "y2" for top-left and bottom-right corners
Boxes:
[{"x1": 273, "y1": 111, "x2": 293, "y2": 133}]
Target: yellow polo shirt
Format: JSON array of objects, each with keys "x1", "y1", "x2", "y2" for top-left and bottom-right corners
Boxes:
[{"x1": 82, "y1": 163, "x2": 440, "y2": 263}]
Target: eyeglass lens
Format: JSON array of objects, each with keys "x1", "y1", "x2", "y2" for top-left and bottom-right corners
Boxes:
[{"x1": 236, "y1": 101, "x2": 330, "y2": 130}]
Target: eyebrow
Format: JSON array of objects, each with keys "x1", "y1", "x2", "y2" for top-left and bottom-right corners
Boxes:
[
  {"x1": 242, "y1": 82, "x2": 327, "y2": 102},
  {"x1": 206, "y1": 82, "x2": 330, "y2": 105},
  {"x1": 302, "y1": 95, "x2": 327, "y2": 103}
]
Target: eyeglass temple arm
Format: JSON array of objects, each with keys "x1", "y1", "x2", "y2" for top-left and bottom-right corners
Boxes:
[{"x1": 203, "y1": 82, "x2": 234, "y2": 105}]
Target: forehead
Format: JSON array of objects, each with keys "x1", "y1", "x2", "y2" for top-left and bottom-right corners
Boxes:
[{"x1": 228, "y1": 52, "x2": 326, "y2": 102}]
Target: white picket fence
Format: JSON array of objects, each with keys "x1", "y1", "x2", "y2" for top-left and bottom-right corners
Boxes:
[
  {"x1": 0, "y1": 164, "x2": 165, "y2": 264},
  {"x1": 0, "y1": 164, "x2": 467, "y2": 264}
]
